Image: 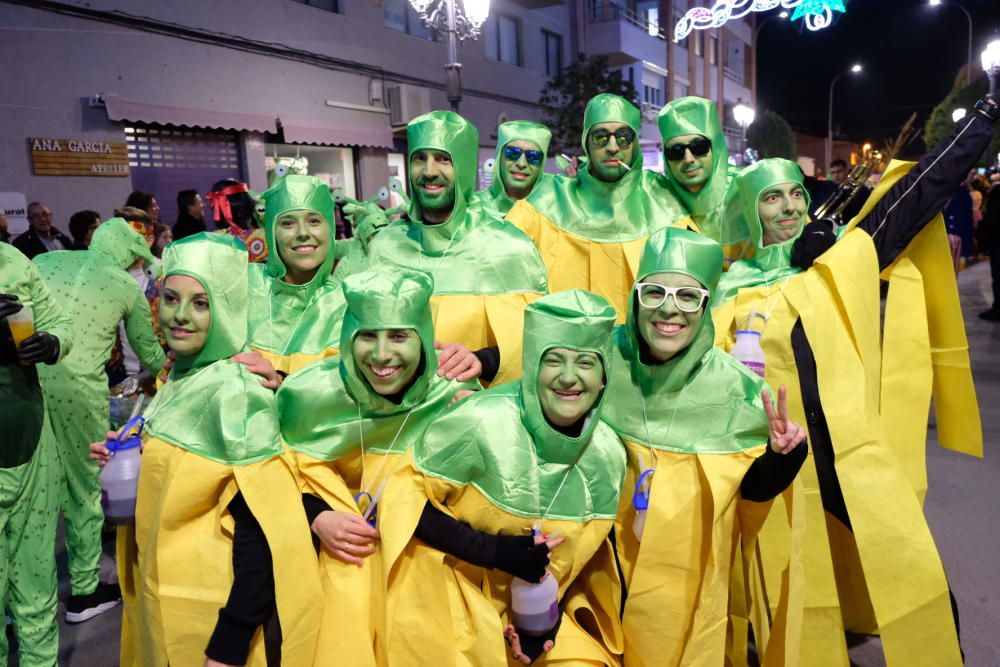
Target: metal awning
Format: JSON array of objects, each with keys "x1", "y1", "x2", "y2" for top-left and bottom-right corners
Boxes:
[
  {"x1": 104, "y1": 94, "x2": 278, "y2": 133},
  {"x1": 279, "y1": 101, "x2": 394, "y2": 149}
]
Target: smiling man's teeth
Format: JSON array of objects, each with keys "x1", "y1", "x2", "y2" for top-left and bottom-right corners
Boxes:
[
  {"x1": 370, "y1": 365, "x2": 399, "y2": 379},
  {"x1": 654, "y1": 322, "x2": 684, "y2": 334}
]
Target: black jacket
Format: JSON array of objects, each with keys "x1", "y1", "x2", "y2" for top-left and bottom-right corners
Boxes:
[
  {"x1": 172, "y1": 212, "x2": 207, "y2": 241},
  {"x1": 12, "y1": 227, "x2": 74, "y2": 259}
]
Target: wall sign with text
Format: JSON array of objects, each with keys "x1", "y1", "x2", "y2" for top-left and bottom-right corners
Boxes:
[{"x1": 29, "y1": 137, "x2": 130, "y2": 177}]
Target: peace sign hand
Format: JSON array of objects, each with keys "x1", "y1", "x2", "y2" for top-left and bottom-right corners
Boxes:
[{"x1": 762, "y1": 386, "x2": 807, "y2": 455}]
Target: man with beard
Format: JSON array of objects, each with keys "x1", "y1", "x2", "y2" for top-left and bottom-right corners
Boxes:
[{"x1": 368, "y1": 110, "x2": 548, "y2": 384}]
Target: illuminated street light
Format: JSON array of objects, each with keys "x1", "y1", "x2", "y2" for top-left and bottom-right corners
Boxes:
[
  {"x1": 408, "y1": 0, "x2": 491, "y2": 111},
  {"x1": 952, "y1": 108, "x2": 967, "y2": 122},
  {"x1": 983, "y1": 40, "x2": 1000, "y2": 96},
  {"x1": 827, "y1": 63, "x2": 863, "y2": 172},
  {"x1": 733, "y1": 102, "x2": 756, "y2": 165}
]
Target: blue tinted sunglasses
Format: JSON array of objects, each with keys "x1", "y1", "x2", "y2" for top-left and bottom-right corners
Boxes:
[{"x1": 503, "y1": 145, "x2": 544, "y2": 165}]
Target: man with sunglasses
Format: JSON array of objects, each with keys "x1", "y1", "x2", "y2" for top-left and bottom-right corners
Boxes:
[
  {"x1": 507, "y1": 93, "x2": 689, "y2": 322},
  {"x1": 657, "y1": 97, "x2": 745, "y2": 256},
  {"x1": 368, "y1": 110, "x2": 548, "y2": 384},
  {"x1": 475, "y1": 120, "x2": 552, "y2": 217}
]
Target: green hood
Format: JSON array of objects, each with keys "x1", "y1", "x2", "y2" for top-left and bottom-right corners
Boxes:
[
  {"x1": 582, "y1": 93, "x2": 643, "y2": 171},
  {"x1": 407, "y1": 110, "x2": 479, "y2": 227},
  {"x1": 89, "y1": 217, "x2": 158, "y2": 275},
  {"x1": 162, "y1": 232, "x2": 248, "y2": 375},
  {"x1": 520, "y1": 289, "x2": 617, "y2": 464},
  {"x1": 714, "y1": 158, "x2": 810, "y2": 305},
  {"x1": 262, "y1": 174, "x2": 337, "y2": 288},
  {"x1": 487, "y1": 120, "x2": 552, "y2": 213},
  {"x1": 657, "y1": 96, "x2": 741, "y2": 243},
  {"x1": 145, "y1": 233, "x2": 282, "y2": 466},
  {"x1": 624, "y1": 227, "x2": 722, "y2": 394},
  {"x1": 602, "y1": 227, "x2": 770, "y2": 454},
  {"x1": 338, "y1": 266, "x2": 438, "y2": 415}
]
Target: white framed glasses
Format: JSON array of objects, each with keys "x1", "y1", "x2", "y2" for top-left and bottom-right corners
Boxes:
[{"x1": 635, "y1": 283, "x2": 709, "y2": 312}]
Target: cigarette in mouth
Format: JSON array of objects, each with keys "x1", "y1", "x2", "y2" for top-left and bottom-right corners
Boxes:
[{"x1": 617, "y1": 161, "x2": 631, "y2": 171}]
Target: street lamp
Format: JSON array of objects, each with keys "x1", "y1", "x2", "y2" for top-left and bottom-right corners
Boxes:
[
  {"x1": 952, "y1": 107, "x2": 967, "y2": 122},
  {"x1": 826, "y1": 63, "x2": 862, "y2": 174},
  {"x1": 983, "y1": 40, "x2": 1000, "y2": 96},
  {"x1": 752, "y1": 10, "x2": 790, "y2": 101},
  {"x1": 733, "y1": 102, "x2": 755, "y2": 164},
  {"x1": 929, "y1": 1, "x2": 973, "y2": 86},
  {"x1": 409, "y1": 0, "x2": 491, "y2": 112}
]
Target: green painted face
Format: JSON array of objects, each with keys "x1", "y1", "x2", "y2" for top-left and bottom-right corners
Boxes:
[
  {"x1": 665, "y1": 133, "x2": 713, "y2": 193},
  {"x1": 586, "y1": 121, "x2": 636, "y2": 183},
  {"x1": 352, "y1": 328, "x2": 422, "y2": 396},
  {"x1": 499, "y1": 140, "x2": 543, "y2": 200},
  {"x1": 757, "y1": 181, "x2": 808, "y2": 246},
  {"x1": 160, "y1": 274, "x2": 211, "y2": 357},
  {"x1": 635, "y1": 272, "x2": 705, "y2": 362},
  {"x1": 274, "y1": 208, "x2": 331, "y2": 285},
  {"x1": 537, "y1": 347, "x2": 605, "y2": 428},
  {"x1": 410, "y1": 149, "x2": 457, "y2": 223}
]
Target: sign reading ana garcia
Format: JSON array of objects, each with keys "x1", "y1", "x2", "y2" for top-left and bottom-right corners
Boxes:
[{"x1": 29, "y1": 137, "x2": 130, "y2": 176}]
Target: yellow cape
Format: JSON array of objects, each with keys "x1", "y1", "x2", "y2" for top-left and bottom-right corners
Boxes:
[
  {"x1": 712, "y1": 162, "x2": 976, "y2": 665},
  {"x1": 117, "y1": 436, "x2": 322, "y2": 667},
  {"x1": 379, "y1": 450, "x2": 621, "y2": 666},
  {"x1": 506, "y1": 199, "x2": 695, "y2": 323}
]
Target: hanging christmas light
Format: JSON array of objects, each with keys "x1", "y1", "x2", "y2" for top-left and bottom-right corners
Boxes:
[{"x1": 673, "y1": 0, "x2": 847, "y2": 43}]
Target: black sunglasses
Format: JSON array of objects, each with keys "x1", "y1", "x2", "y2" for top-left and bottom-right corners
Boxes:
[
  {"x1": 589, "y1": 128, "x2": 636, "y2": 149},
  {"x1": 664, "y1": 138, "x2": 712, "y2": 162},
  {"x1": 503, "y1": 145, "x2": 544, "y2": 165}
]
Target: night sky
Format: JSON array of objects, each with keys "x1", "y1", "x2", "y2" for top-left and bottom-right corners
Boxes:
[{"x1": 756, "y1": 0, "x2": 1000, "y2": 157}]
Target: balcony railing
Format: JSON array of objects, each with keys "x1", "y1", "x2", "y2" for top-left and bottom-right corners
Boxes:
[{"x1": 589, "y1": 1, "x2": 665, "y2": 40}]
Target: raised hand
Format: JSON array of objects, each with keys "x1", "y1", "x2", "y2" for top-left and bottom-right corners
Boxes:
[
  {"x1": 762, "y1": 386, "x2": 807, "y2": 455},
  {"x1": 435, "y1": 341, "x2": 483, "y2": 381}
]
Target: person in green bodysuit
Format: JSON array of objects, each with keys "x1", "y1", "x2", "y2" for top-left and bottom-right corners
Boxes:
[
  {"x1": 33, "y1": 217, "x2": 166, "y2": 623},
  {"x1": 1, "y1": 244, "x2": 72, "y2": 667},
  {"x1": 474, "y1": 120, "x2": 552, "y2": 217},
  {"x1": 656, "y1": 96, "x2": 745, "y2": 255},
  {"x1": 367, "y1": 110, "x2": 549, "y2": 385}
]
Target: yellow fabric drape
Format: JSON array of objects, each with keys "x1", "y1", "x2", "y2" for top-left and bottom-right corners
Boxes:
[
  {"x1": 612, "y1": 441, "x2": 801, "y2": 666},
  {"x1": 713, "y1": 225, "x2": 963, "y2": 666},
  {"x1": 429, "y1": 292, "x2": 539, "y2": 384},
  {"x1": 118, "y1": 436, "x2": 322, "y2": 667},
  {"x1": 379, "y1": 450, "x2": 620, "y2": 666},
  {"x1": 507, "y1": 200, "x2": 696, "y2": 323},
  {"x1": 252, "y1": 346, "x2": 338, "y2": 377}
]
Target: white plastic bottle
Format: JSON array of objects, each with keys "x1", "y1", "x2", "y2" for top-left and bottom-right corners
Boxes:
[
  {"x1": 510, "y1": 570, "x2": 560, "y2": 636},
  {"x1": 100, "y1": 416, "x2": 144, "y2": 524},
  {"x1": 731, "y1": 329, "x2": 766, "y2": 377}
]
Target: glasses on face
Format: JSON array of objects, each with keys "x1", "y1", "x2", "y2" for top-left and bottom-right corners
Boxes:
[
  {"x1": 664, "y1": 138, "x2": 712, "y2": 162},
  {"x1": 636, "y1": 283, "x2": 710, "y2": 312},
  {"x1": 589, "y1": 128, "x2": 636, "y2": 149},
  {"x1": 503, "y1": 145, "x2": 544, "y2": 165}
]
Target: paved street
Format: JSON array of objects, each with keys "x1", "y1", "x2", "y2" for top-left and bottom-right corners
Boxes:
[{"x1": 6, "y1": 263, "x2": 999, "y2": 666}]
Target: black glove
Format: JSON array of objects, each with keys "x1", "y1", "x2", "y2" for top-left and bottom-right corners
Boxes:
[
  {"x1": 512, "y1": 610, "x2": 562, "y2": 664},
  {"x1": 18, "y1": 332, "x2": 60, "y2": 365},
  {"x1": 494, "y1": 534, "x2": 551, "y2": 583},
  {"x1": 791, "y1": 220, "x2": 837, "y2": 270},
  {"x1": 0, "y1": 293, "x2": 22, "y2": 320}
]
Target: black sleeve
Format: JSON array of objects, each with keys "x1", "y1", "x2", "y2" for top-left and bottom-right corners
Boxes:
[
  {"x1": 740, "y1": 441, "x2": 809, "y2": 503},
  {"x1": 473, "y1": 346, "x2": 501, "y2": 383},
  {"x1": 515, "y1": 609, "x2": 563, "y2": 664},
  {"x1": 301, "y1": 492, "x2": 333, "y2": 526},
  {"x1": 855, "y1": 112, "x2": 995, "y2": 270},
  {"x1": 205, "y1": 492, "x2": 276, "y2": 665},
  {"x1": 414, "y1": 502, "x2": 549, "y2": 582}
]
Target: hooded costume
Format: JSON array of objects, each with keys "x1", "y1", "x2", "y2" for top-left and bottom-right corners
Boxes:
[
  {"x1": 379, "y1": 289, "x2": 626, "y2": 666},
  {"x1": 118, "y1": 234, "x2": 321, "y2": 667},
  {"x1": 656, "y1": 96, "x2": 747, "y2": 256},
  {"x1": 506, "y1": 94, "x2": 692, "y2": 321},
  {"x1": 247, "y1": 174, "x2": 345, "y2": 375},
  {"x1": 712, "y1": 145, "x2": 987, "y2": 664},
  {"x1": 598, "y1": 227, "x2": 801, "y2": 666},
  {"x1": 368, "y1": 111, "x2": 549, "y2": 384},
  {"x1": 1, "y1": 244, "x2": 72, "y2": 667},
  {"x1": 474, "y1": 120, "x2": 553, "y2": 217},
  {"x1": 34, "y1": 218, "x2": 166, "y2": 599},
  {"x1": 277, "y1": 266, "x2": 479, "y2": 666}
]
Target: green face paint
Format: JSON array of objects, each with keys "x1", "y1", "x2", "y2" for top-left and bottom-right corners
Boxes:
[
  {"x1": 499, "y1": 140, "x2": 543, "y2": 200},
  {"x1": 411, "y1": 149, "x2": 457, "y2": 223},
  {"x1": 586, "y1": 121, "x2": 636, "y2": 183},
  {"x1": 635, "y1": 272, "x2": 705, "y2": 362},
  {"x1": 352, "y1": 328, "x2": 422, "y2": 396},
  {"x1": 536, "y1": 347, "x2": 604, "y2": 428},
  {"x1": 274, "y1": 208, "x2": 332, "y2": 285},
  {"x1": 160, "y1": 274, "x2": 211, "y2": 357},
  {"x1": 757, "y1": 182, "x2": 808, "y2": 246},
  {"x1": 665, "y1": 133, "x2": 713, "y2": 193}
]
